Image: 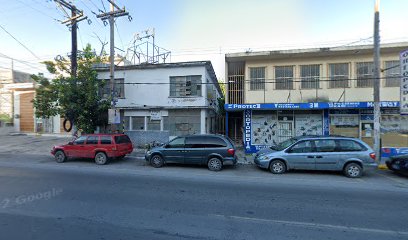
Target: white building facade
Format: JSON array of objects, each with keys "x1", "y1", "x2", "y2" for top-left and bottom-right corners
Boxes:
[
  {"x1": 97, "y1": 61, "x2": 222, "y2": 146},
  {"x1": 225, "y1": 42, "x2": 408, "y2": 153}
]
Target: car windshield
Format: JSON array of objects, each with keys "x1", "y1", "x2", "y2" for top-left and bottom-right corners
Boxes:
[{"x1": 272, "y1": 138, "x2": 298, "y2": 151}]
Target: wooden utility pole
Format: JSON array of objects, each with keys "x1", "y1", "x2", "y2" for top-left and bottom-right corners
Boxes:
[
  {"x1": 373, "y1": 0, "x2": 381, "y2": 163},
  {"x1": 97, "y1": 0, "x2": 129, "y2": 132},
  {"x1": 54, "y1": 0, "x2": 87, "y2": 77}
]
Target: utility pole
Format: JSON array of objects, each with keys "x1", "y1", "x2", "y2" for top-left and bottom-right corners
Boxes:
[
  {"x1": 97, "y1": 0, "x2": 129, "y2": 132},
  {"x1": 373, "y1": 0, "x2": 381, "y2": 163},
  {"x1": 54, "y1": 0, "x2": 87, "y2": 77}
]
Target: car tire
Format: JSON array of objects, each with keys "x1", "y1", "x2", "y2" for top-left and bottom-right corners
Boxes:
[
  {"x1": 269, "y1": 159, "x2": 286, "y2": 174},
  {"x1": 55, "y1": 150, "x2": 66, "y2": 163},
  {"x1": 208, "y1": 158, "x2": 223, "y2": 171},
  {"x1": 150, "y1": 155, "x2": 164, "y2": 168},
  {"x1": 344, "y1": 163, "x2": 362, "y2": 178},
  {"x1": 95, "y1": 152, "x2": 108, "y2": 165}
]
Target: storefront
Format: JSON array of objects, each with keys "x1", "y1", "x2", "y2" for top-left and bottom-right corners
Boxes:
[{"x1": 225, "y1": 101, "x2": 406, "y2": 153}]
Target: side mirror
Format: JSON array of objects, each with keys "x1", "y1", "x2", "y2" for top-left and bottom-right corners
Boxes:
[{"x1": 68, "y1": 141, "x2": 74, "y2": 145}]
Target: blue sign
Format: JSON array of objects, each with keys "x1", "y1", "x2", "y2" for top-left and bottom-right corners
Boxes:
[{"x1": 225, "y1": 101, "x2": 400, "y2": 111}]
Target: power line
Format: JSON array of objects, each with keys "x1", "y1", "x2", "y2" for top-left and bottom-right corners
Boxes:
[{"x1": 0, "y1": 24, "x2": 40, "y2": 60}]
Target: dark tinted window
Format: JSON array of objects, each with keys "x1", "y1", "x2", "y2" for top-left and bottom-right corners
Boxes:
[
  {"x1": 114, "y1": 135, "x2": 131, "y2": 144},
  {"x1": 86, "y1": 136, "x2": 99, "y2": 144},
  {"x1": 167, "y1": 137, "x2": 185, "y2": 148},
  {"x1": 74, "y1": 136, "x2": 86, "y2": 145},
  {"x1": 337, "y1": 140, "x2": 365, "y2": 152},
  {"x1": 204, "y1": 136, "x2": 227, "y2": 148},
  {"x1": 314, "y1": 139, "x2": 336, "y2": 152},
  {"x1": 100, "y1": 136, "x2": 112, "y2": 144},
  {"x1": 288, "y1": 140, "x2": 314, "y2": 153}
]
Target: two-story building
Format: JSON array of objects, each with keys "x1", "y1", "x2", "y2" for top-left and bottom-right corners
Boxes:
[
  {"x1": 225, "y1": 42, "x2": 408, "y2": 153},
  {"x1": 96, "y1": 61, "x2": 222, "y2": 146}
]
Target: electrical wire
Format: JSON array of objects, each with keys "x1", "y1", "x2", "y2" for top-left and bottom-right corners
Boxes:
[{"x1": 0, "y1": 24, "x2": 40, "y2": 60}]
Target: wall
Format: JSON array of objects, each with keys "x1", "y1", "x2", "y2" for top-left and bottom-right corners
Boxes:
[
  {"x1": 98, "y1": 66, "x2": 208, "y2": 108},
  {"x1": 242, "y1": 52, "x2": 401, "y2": 104}
]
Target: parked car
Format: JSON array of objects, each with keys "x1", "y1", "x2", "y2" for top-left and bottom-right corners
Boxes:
[
  {"x1": 386, "y1": 154, "x2": 408, "y2": 175},
  {"x1": 51, "y1": 134, "x2": 133, "y2": 165},
  {"x1": 145, "y1": 134, "x2": 237, "y2": 171},
  {"x1": 254, "y1": 136, "x2": 377, "y2": 178}
]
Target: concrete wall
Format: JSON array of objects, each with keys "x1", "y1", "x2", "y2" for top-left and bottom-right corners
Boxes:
[{"x1": 125, "y1": 130, "x2": 170, "y2": 148}]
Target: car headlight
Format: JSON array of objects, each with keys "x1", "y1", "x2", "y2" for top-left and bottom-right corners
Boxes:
[
  {"x1": 146, "y1": 151, "x2": 152, "y2": 155},
  {"x1": 258, "y1": 155, "x2": 270, "y2": 161}
]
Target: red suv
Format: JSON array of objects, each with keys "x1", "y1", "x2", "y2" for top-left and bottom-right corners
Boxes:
[{"x1": 51, "y1": 134, "x2": 133, "y2": 165}]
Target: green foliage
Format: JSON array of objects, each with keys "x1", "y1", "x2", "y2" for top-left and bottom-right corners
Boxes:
[
  {"x1": 33, "y1": 44, "x2": 109, "y2": 133},
  {"x1": 0, "y1": 113, "x2": 11, "y2": 123}
]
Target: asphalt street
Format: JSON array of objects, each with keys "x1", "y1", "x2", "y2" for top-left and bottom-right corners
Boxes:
[{"x1": 0, "y1": 151, "x2": 408, "y2": 240}]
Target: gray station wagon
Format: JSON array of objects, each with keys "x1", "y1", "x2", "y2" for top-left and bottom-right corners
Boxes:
[
  {"x1": 254, "y1": 136, "x2": 377, "y2": 178},
  {"x1": 145, "y1": 134, "x2": 237, "y2": 171}
]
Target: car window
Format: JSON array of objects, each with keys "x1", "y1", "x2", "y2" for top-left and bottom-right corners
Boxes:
[
  {"x1": 114, "y1": 135, "x2": 131, "y2": 144},
  {"x1": 275, "y1": 138, "x2": 298, "y2": 151},
  {"x1": 185, "y1": 136, "x2": 206, "y2": 148},
  {"x1": 314, "y1": 139, "x2": 336, "y2": 152},
  {"x1": 167, "y1": 137, "x2": 185, "y2": 148},
  {"x1": 288, "y1": 140, "x2": 314, "y2": 153},
  {"x1": 86, "y1": 136, "x2": 99, "y2": 144},
  {"x1": 100, "y1": 136, "x2": 112, "y2": 144},
  {"x1": 205, "y1": 137, "x2": 227, "y2": 148},
  {"x1": 336, "y1": 140, "x2": 365, "y2": 152},
  {"x1": 74, "y1": 136, "x2": 87, "y2": 145}
]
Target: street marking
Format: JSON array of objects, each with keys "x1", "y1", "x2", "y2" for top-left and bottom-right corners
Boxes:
[{"x1": 209, "y1": 214, "x2": 408, "y2": 236}]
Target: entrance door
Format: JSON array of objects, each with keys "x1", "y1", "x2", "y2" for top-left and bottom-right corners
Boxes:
[{"x1": 278, "y1": 122, "x2": 293, "y2": 143}]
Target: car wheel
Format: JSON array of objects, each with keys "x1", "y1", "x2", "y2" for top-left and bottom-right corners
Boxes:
[
  {"x1": 150, "y1": 155, "x2": 164, "y2": 168},
  {"x1": 55, "y1": 150, "x2": 66, "y2": 163},
  {"x1": 95, "y1": 152, "x2": 108, "y2": 165},
  {"x1": 208, "y1": 158, "x2": 222, "y2": 171},
  {"x1": 344, "y1": 163, "x2": 362, "y2": 178},
  {"x1": 269, "y1": 160, "x2": 286, "y2": 174}
]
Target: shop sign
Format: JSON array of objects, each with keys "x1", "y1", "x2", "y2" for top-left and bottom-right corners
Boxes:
[
  {"x1": 400, "y1": 49, "x2": 408, "y2": 114},
  {"x1": 108, "y1": 109, "x2": 121, "y2": 124},
  {"x1": 243, "y1": 109, "x2": 252, "y2": 152},
  {"x1": 225, "y1": 101, "x2": 399, "y2": 111},
  {"x1": 150, "y1": 110, "x2": 162, "y2": 120}
]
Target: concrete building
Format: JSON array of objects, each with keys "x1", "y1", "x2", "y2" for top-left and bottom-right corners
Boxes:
[
  {"x1": 96, "y1": 61, "x2": 222, "y2": 146},
  {"x1": 225, "y1": 42, "x2": 408, "y2": 153}
]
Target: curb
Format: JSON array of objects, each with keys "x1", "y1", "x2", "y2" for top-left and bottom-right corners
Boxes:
[{"x1": 378, "y1": 164, "x2": 388, "y2": 170}]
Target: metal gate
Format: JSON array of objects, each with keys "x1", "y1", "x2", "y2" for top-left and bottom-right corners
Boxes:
[{"x1": 278, "y1": 122, "x2": 293, "y2": 143}]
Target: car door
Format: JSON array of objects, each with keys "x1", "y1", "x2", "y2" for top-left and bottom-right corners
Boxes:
[
  {"x1": 84, "y1": 136, "x2": 99, "y2": 158},
  {"x1": 313, "y1": 139, "x2": 338, "y2": 170},
  {"x1": 335, "y1": 139, "x2": 367, "y2": 170},
  {"x1": 285, "y1": 140, "x2": 316, "y2": 170},
  {"x1": 184, "y1": 136, "x2": 207, "y2": 164},
  {"x1": 162, "y1": 137, "x2": 185, "y2": 164},
  {"x1": 70, "y1": 136, "x2": 87, "y2": 158}
]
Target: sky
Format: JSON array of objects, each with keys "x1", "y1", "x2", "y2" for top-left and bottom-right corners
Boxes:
[{"x1": 0, "y1": 0, "x2": 407, "y2": 80}]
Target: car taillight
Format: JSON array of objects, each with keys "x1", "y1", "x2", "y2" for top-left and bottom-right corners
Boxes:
[
  {"x1": 227, "y1": 148, "x2": 235, "y2": 156},
  {"x1": 369, "y1": 153, "x2": 376, "y2": 160}
]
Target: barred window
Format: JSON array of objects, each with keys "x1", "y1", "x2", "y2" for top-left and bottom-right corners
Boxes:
[
  {"x1": 169, "y1": 75, "x2": 202, "y2": 97},
  {"x1": 99, "y1": 78, "x2": 125, "y2": 98},
  {"x1": 356, "y1": 62, "x2": 374, "y2": 87},
  {"x1": 384, "y1": 61, "x2": 400, "y2": 87},
  {"x1": 300, "y1": 65, "x2": 320, "y2": 89},
  {"x1": 329, "y1": 63, "x2": 349, "y2": 88},
  {"x1": 249, "y1": 67, "x2": 265, "y2": 90},
  {"x1": 275, "y1": 66, "x2": 293, "y2": 90}
]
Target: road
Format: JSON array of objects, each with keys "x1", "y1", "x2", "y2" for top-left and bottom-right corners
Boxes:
[{"x1": 0, "y1": 153, "x2": 408, "y2": 240}]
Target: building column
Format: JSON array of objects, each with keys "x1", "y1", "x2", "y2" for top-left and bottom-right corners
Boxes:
[{"x1": 200, "y1": 109, "x2": 206, "y2": 134}]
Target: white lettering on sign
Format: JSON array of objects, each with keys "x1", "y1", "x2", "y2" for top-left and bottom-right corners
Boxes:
[{"x1": 401, "y1": 49, "x2": 408, "y2": 114}]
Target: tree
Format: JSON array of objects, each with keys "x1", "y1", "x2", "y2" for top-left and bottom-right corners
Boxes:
[{"x1": 33, "y1": 44, "x2": 110, "y2": 133}]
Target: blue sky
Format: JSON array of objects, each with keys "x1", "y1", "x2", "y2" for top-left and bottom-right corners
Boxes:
[{"x1": 0, "y1": 0, "x2": 407, "y2": 79}]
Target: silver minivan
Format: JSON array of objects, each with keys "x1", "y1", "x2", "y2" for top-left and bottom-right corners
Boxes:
[{"x1": 254, "y1": 136, "x2": 378, "y2": 178}]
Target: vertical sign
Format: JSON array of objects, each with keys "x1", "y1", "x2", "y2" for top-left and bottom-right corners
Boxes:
[
  {"x1": 400, "y1": 49, "x2": 408, "y2": 114},
  {"x1": 243, "y1": 109, "x2": 252, "y2": 152}
]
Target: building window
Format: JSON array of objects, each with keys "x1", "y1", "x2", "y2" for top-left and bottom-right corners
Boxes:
[
  {"x1": 131, "y1": 116, "x2": 145, "y2": 130},
  {"x1": 300, "y1": 65, "x2": 320, "y2": 89},
  {"x1": 249, "y1": 67, "x2": 265, "y2": 91},
  {"x1": 99, "y1": 78, "x2": 125, "y2": 98},
  {"x1": 164, "y1": 110, "x2": 201, "y2": 136},
  {"x1": 147, "y1": 116, "x2": 161, "y2": 130},
  {"x1": 275, "y1": 66, "x2": 293, "y2": 90},
  {"x1": 356, "y1": 62, "x2": 374, "y2": 87},
  {"x1": 384, "y1": 61, "x2": 400, "y2": 87},
  {"x1": 169, "y1": 75, "x2": 202, "y2": 97},
  {"x1": 329, "y1": 63, "x2": 349, "y2": 88}
]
